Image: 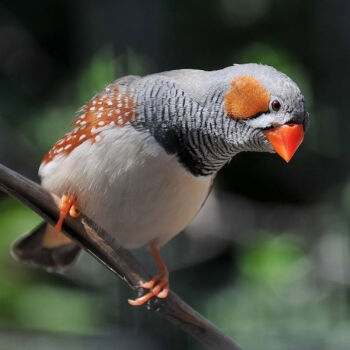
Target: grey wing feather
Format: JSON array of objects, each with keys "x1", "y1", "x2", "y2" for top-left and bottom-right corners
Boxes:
[{"x1": 113, "y1": 75, "x2": 140, "y2": 86}]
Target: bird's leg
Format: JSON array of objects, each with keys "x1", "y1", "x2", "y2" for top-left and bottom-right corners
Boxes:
[
  {"x1": 55, "y1": 194, "x2": 80, "y2": 233},
  {"x1": 128, "y1": 242, "x2": 169, "y2": 306}
]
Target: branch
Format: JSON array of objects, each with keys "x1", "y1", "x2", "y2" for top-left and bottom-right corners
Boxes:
[{"x1": 0, "y1": 163, "x2": 243, "y2": 350}]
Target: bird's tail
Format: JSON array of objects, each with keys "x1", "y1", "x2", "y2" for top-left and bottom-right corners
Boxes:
[{"x1": 11, "y1": 222, "x2": 81, "y2": 271}]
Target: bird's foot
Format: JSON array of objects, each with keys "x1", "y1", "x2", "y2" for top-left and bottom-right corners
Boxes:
[
  {"x1": 128, "y1": 273, "x2": 169, "y2": 306},
  {"x1": 128, "y1": 242, "x2": 169, "y2": 306},
  {"x1": 55, "y1": 194, "x2": 80, "y2": 233}
]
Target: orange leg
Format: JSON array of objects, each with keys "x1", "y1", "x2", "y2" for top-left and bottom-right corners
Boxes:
[
  {"x1": 128, "y1": 243, "x2": 169, "y2": 306},
  {"x1": 55, "y1": 195, "x2": 80, "y2": 233}
]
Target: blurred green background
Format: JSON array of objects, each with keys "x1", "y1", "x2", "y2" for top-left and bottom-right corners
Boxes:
[{"x1": 0, "y1": 0, "x2": 350, "y2": 349}]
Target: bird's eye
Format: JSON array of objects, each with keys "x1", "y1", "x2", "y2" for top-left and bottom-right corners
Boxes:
[{"x1": 271, "y1": 99, "x2": 281, "y2": 112}]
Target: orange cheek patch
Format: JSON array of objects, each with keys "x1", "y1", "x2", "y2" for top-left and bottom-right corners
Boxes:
[
  {"x1": 224, "y1": 75, "x2": 270, "y2": 119},
  {"x1": 43, "y1": 84, "x2": 135, "y2": 164}
]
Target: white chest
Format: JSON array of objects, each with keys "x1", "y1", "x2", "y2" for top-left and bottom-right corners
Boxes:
[{"x1": 39, "y1": 126, "x2": 213, "y2": 248}]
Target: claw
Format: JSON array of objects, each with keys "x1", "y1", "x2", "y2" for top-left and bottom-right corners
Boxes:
[{"x1": 55, "y1": 195, "x2": 80, "y2": 233}]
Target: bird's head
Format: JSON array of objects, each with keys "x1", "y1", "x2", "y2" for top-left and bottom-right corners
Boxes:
[
  {"x1": 147, "y1": 64, "x2": 308, "y2": 175},
  {"x1": 221, "y1": 63, "x2": 308, "y2": 162}
]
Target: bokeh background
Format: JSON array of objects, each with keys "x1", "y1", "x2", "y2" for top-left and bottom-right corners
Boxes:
[{"x1": 0, "y1": 1, "x2": 349, "y2": 349}]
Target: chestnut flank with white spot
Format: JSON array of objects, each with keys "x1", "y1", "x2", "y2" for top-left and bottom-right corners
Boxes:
[{"x1": 42, "y1": 84, "x2": 135, "y2": 163}]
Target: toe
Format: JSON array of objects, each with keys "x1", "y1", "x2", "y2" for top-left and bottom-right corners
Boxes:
[
  {"x1": 157, "y1": 287, "x2": 169, "y2": 299},
  {"x1": 69, "y1": 205, "x2": 80, "y2": 218},
  {"x1": 128, "y1": 290, "x2": 155, "y2": 306},
  {"x1": 140, "y1": 279, "x2": 156, "y2": 289}
]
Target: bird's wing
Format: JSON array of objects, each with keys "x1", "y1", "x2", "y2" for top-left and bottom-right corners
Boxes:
[{"x1": 42, "y1": 75, "x2": 140, "y2": 164}]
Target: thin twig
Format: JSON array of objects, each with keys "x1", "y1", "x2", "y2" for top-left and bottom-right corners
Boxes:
[{"x1": 0, "y1": 163, "x2": 243, "y2": 350}]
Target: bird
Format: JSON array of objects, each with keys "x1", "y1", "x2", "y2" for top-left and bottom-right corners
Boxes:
[{"x1": 12, "y1": 63, "x2": 308, "y2": 306}]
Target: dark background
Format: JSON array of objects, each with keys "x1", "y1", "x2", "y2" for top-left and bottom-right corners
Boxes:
[{"x1": 0, "y1": 1, "x2": 349, "y2": 349}]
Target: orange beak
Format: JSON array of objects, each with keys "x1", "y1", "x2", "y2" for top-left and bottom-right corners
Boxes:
[{"x1": 263, "y1": 123, "x2": 304, "y2": 163}]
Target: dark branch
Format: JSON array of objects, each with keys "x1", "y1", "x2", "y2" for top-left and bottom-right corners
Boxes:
[{"x1": 0, "y1": 163, "x2": 243, "y2": 350}]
